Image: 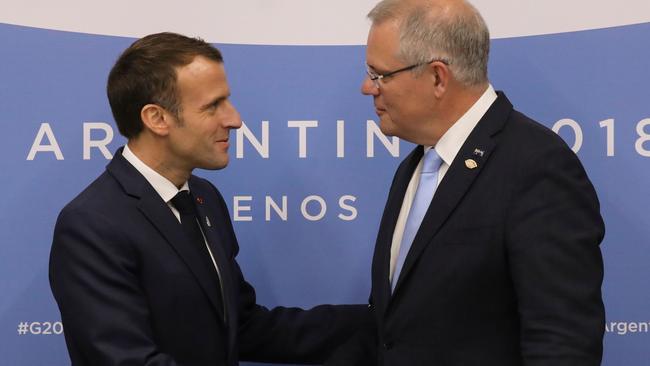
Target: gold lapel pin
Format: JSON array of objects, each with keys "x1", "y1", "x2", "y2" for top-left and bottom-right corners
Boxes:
[{"x1": 465, "y1": 159, "x2": 478, "y2": 169}]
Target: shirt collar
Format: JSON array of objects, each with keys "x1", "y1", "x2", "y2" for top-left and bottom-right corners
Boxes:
[
  {"x1": 434, "y1": 84, "x2": 497, "y2": 166},
  {"x1": 122, "y1": 144, "x2": 189, "y2": 203}
]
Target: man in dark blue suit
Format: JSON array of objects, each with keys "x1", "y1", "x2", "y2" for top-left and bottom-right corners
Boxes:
[
  {"x1": 49, "y1": 32, "x2": 369, "y2": 366},
  {"x1": 327, "y1": 0, "x2": 605, "y2": 365}
]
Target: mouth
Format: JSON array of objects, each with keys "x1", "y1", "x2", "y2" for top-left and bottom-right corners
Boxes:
[{"x1": 215, "y1": 138, "x2": 230, "y2": 148}]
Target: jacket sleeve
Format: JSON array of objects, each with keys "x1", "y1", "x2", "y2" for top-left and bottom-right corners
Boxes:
[
  {"x1": 322, "y1": 305, "x2": 378, "y2": 366},
  {"x1": 506, "y1": 142, "x2": 605, "y2": 366},
  {"x1": 205, "y1": 183, "x2": 374, "y2": 364},
  {"x1": 49, "y1": 208, "x2": 183, "y2": 366},
  {"x1": 235, "y1": 268, "x2": 374, "y2": 364}
]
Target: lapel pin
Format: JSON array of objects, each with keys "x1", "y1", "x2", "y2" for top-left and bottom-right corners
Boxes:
[
  {"x1": 465, "y1": 159, "x2": 478, "y2": 169},
  {"x1": 196, "y1": 196, "x2": 204, "y2": 204},
  {"x1": 205, "y1": 216, "x2": 211, "y2": 227},
  {"x1": 473, "y1": 148, "x2": 485, "y2": 157}
]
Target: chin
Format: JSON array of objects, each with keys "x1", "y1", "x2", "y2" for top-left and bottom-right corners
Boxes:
[
  {"x1": 214, "y1": 161, "x2": 229, "y2": 170},
  {"x1": 200, "y1": 159, "x2": 229, "y2": 171},
  {"x1": 379, "y1": 122, "x2": 396, "y2": 137}
]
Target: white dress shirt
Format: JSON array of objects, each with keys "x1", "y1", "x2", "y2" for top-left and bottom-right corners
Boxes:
[
  {"x1": 122, "y1": 145, "x2": 224, "y2": 293},
  {"x1": 122, "y1": 144, "x2": 189, "y2": 222},
  {"x1": 389, "y1": 85, "x2": 498, "y2": 282}
]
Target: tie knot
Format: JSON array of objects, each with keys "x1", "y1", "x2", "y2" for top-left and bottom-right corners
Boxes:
[
  {"x1": 171, "y1": 191, "x2": 197, "y2": 215},
  {"x1": 421, "y1": 148, "x2": 442, "y2": 174}
]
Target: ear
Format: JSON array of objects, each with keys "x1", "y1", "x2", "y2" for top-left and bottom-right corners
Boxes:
[
  {"x1": 140, "y1": 104, "x2": 171, "y2": 137},
  {"x1": 428, "y1": 61, "x2": 451, "y2": 98}
]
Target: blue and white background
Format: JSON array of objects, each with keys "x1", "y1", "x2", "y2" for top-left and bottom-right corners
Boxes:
[{"x1": 1, "y1": 1, "x2": 649, "y2": 365}]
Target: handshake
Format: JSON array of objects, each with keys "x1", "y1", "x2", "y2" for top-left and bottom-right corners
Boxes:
[{"x1": 49, "y1": 1, "x2": 606, "y2": 365}]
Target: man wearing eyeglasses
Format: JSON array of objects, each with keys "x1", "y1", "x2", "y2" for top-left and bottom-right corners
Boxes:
[{"x1": 327, "y1": 0, "x2": 605, "y2": 365}]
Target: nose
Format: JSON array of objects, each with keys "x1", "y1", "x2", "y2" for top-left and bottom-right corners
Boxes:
[
  {"x1": 361, "y1": 76, "x2": 379, "y2": 96},
  {"x1": 225, "y1": 101, "x2": 242, "y2": 129}
]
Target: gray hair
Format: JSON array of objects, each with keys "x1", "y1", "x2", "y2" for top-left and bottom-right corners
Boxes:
[{"x1": 368, "y1": 0, "x2": 490, "y2": 86}]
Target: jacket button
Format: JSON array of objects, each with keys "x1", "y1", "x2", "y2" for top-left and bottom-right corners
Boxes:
[{"x1": 382, "y1": 342, "x2": 393, "y2": 350}]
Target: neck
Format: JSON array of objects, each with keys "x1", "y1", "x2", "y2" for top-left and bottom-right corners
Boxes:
[
  {"x1": 127, "y1": 138, "x2": 190, "y2": 189},
  {"x1": 426, "y1": 82, "x2": 488, "y2": 145}
]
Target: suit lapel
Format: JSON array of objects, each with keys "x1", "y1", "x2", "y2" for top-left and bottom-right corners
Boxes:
[
  {"x1": 391, "y1": 93, "x2": 513, "y2": 295},
  {"x1": 191, "y1": 182, "x2": 239, "y2": 351},
  {"x1": 107, "y1": 151, "x2": 226, "y2": 323},
  {"x1": 374, "y1": 147, "x2": 424, "y2": 314}
]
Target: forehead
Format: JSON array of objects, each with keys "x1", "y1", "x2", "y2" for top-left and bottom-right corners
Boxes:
[
  {"x1": 175, "y1": 56, "x2": 228, "y2": 103},
  {"x1": 366, "y1": 20, "x2": 401, "y2": 68}
]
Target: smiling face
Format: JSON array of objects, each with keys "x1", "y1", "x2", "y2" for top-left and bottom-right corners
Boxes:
[
  {"x1": 361, "y1": 20, "x2": 441, "y2": 145},
  {"x1": 166, "y1": 56, "x2": 242, "y2": 173}
]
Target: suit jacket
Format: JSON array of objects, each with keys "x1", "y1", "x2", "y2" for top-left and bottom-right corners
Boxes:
[
  {"x1": 50, "y1": 148, "x2": 369, "y2": 366},
  {"x1": 328, "y1": 92, "x2": 605, "y2": 366}
]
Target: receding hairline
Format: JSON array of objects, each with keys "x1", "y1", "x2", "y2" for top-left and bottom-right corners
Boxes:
[
  {"x1": 368, "y1": 0, "x2": 477, "y2": 26},
  {"x1": 367, "y1": 0, "x2": 490, "y2": 86}
]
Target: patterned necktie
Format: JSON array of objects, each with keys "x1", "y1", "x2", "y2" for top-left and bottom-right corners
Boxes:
[{"x1": 392, "y1": 148, "x2": 443, "y2": 292}]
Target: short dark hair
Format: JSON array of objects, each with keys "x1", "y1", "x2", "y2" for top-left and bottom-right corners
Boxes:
[{"x1": 107, "y1": 32, "x2": 223, "y2": 138}]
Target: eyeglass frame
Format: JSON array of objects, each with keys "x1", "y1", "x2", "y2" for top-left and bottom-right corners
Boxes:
[{"x1": 365, "y1": 58, "x2": 451, "y2": 89}]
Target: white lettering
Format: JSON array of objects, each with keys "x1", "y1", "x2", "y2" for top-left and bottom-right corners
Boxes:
[
  {"x1": 233, "y1": 196, "x2": 253, "y2": 222},
  {"x1": 29, "y1": 322, "x2": 42, "y2": 335},
  {"x1": 599, "y1": 118, "x2": 615, "y2": 157},
  {"x1": 635, "y1": 118, "x2": 650, "y2": 157},
  {"x1": 337, "y1": 120, "x2": 345, "y2": 158},
  {"x1": 83, "y1": 122, "x2": 114, "y2": 160},
  {"x1": 338, "y1": 195, "x2": 358, "y2": 221},
  {"x1": 300, "y1": 195, "x2": 327, "y2": 221},
  {"x1": 367, "y1": 120, "x2": 399, "y2": 157},
  {"x1": 236, "y1": 121, "x2": 269, "y2": 158},
  {"x1": 27, "y1": 123, "x2": 64, "y2": 160},
  {"x1": 606, "y1": 321, "x2": 650, "y2": 335},
  {"x1": 288, "y1": 120, "x2": 318, "y2": 158},
  {"x1": 552, "y1": 118, "x2": 583, "y2": 153},
  {"x1": 265, "y1": 196, "x2": 288, "y2": 221}
]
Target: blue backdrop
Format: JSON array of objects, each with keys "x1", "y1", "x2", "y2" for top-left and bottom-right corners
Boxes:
[{"x1": 0, "y1": 20, "x2": 648, "y2": 365}]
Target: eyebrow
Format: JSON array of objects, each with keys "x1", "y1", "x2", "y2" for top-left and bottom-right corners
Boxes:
[
  {"x1": 366, "y1": 63, "x2": 389, "y2": 75},
  {"x1": 200, "y1": 93, "x2": 230, "y2": 111}
]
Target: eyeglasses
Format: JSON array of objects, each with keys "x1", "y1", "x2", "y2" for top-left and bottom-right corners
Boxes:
[{"x1": 365, "y1": 58, "x2": 451, "y2": 89}]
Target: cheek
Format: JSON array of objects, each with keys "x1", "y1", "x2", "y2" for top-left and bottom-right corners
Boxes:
[
  {"x1": 383, "y1": 91, "x2": 406, "y2": 111},
  {"x1": 211, "y1": 116, "x2": 229, "y2": 131},
  {"x1": 397, "y1": 94, "x2": 423, "y2": 115},
  {"x1": 384, "y1": 97, "x2": 406, "y2": 120},
  {"x1": 202, "y1": 121, "x2": 219, "y2": 136}
]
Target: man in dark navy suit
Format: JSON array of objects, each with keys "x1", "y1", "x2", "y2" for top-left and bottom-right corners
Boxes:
[
  {"x1": 50, "y1": 32, "x2": 369, "y2": 366},
  {"x1": 327, "y1": 0, "x2": 605, "y2": 365}
]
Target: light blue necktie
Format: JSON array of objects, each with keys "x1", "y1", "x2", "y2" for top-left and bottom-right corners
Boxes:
[{"x1": 392, "y1": 148, "x2": 443, "y2": 292}]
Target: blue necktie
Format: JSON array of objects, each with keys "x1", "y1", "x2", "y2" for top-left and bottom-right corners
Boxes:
[{"x1": 392, "y1": 148, "x2": 443, "y2": 292}]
